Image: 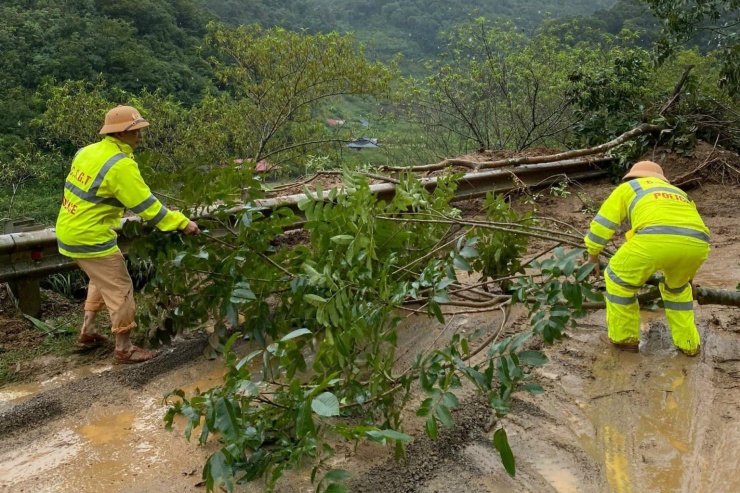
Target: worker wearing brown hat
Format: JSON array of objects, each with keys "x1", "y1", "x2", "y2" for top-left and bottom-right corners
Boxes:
[
  {"x1": 584, "y1": 160, "x2": 710, "y2": 355},
  {"x1": 56, "y1": 105, "x2": 200, "y2": 363}
]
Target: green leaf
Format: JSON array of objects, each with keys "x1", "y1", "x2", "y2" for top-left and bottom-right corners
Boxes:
[
  {"x1": 281, "y1": 328, "x2": 312, "y2": 342},
  {"x1": 583, "y1": 287, "x2": 603, "y2": 301},
  {"x1": 305, "y1": 294, "x2": 327, "y2": 306},
  {"x1": 323, "y1": 469, "x2": 352, "y2": 483},
  {"x1": 442, "y1": 392, "x2": 459, "y2": 408},
  {"x1": 325, "y1": 485, "x2": 349, "y2": 493},
  {"x1": 230, "y1": 287, "x2": 256, "y2": 304},
  {"x1": 311, "y1": 392, "x2": 340, "y2": 417},
  {"x1": 236, "y1": 350, "x2": 262, "y2": 370},
  {"x1": 490, "y1": 397, "x2": 510, "y2": 415},
  {"x1": 429, "y1": 300, "x2": 445, "y2": 324},
  {"x1": 237, "y1": 380, "x2": 260, "y2": 397},
  {"x1": 520, "y1": 383, "x2": 544, "y2": 394},
  {"x1": 435, "y1": 404, "x2": 453, "y2": 428},
  {"x1": 214, "y1": 397, "x2": 240, "y2": 442},
  {"x1": 425, "y1": 414, "x2": 438, "y2": 439},
  {"x1": 509, "y1": 331, "x2": 533, "y2": 352},
  {"x1": 330, "y1": 234, "x2": 354, "y2": 245},
  {"x1": 453, "y1": 255, "x2": 471, "y2": 271},
  {"x1": 366, "y1": 429, "x2": 412, "y2": 443},
  {"x1": 493, "y1": 428, "x2": 516, "y2": 477},
  {"x1": 23, "y1": 314, "x2": 56, "y2": 334},
  {"x1": 204, "y1": 451, "x2": 234, "y2": 492},
  {"x1": 517, "y1": 350, "x2": 548, "y2": 367},
  {"x1": 296, "y1": 402, "x2": 316, "y2": 437},
  {"x1": 576, "y1": 263, "x2": 595, "y2": 281},
  {"x1": 459, "y1": 246, "x2": 478, "y2": 258},
  {"x1": 223, "y1": 332, "x2": 241, "y2": 354},
  {"x1": 173, "y1": 252, "x2": 187, "y2": 267}
]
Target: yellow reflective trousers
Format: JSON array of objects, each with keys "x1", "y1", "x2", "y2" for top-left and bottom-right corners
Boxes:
[{"x1": 605, "y1": 235, "x2": 709, "y2": 354}]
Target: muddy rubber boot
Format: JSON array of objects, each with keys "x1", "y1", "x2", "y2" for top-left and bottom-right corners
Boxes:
[
  {"x1": 600, "y1": 332, "x2": 639, "y2": 353},
  {"x1": 678, "y1": 345, "x2": 700, "y2": 357}
]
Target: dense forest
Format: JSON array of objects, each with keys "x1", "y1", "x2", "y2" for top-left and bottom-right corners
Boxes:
[
  {"x1": 1, "y1": 0, "x2": 738, "y2": 222},
  {"x1": 1, "y1": 0, "x2": 663, "y2": 149}
]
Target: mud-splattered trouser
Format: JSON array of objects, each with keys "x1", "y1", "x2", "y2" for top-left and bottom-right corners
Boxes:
[
  {"x1": 75, "y1": 252, "x2": 137, "y2": 334},
  {"x1": 604, "y1": 233, "x2": 709, "y2": 354}
]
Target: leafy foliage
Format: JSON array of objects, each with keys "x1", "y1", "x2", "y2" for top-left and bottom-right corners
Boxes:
[
  {"x1": 0, "y1": 144, "x2": 52, "y2": 217},
  {"x1": 641, "y1": 0, "x2": 740, "y2": 93},
  {"x1": 134, "y1": 166, "x2": 602, "y2": 491},
  {"x1": 471, "y1": 194, "x2": 533, "y2": 290},
  {"x1": 202, "y1": 0, "x2": 618, "y2": 62},
  {"x1": 400, "y1": 18, "x2": 597, "y2": 154},
  {"x1": 567, "y1": 39, "x2": 653, "y2": 150}
]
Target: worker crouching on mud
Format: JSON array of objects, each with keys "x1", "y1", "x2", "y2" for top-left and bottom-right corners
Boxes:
[
  {"x1": 55, "y1": 105, "x2": 200, "y2": 363},
  {"x1": 585, "y1": 160, "x2": 710, "y2": 355}
]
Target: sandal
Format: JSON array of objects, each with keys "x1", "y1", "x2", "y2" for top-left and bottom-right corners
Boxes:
[
  {"x1": 75, "y1": 332, "x2": 110, "y2": 349},
  {"x1": 113, "y1": 346, "x2": 158, "y2": 364}
]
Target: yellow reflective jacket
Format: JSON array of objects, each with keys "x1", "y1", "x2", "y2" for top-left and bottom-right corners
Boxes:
[
  {"x1": 56, "y1": 136, "x2": 189, "y2": 258},
  {"x1": 584, "y1": 177, "x2": 709, "y2": 256}
]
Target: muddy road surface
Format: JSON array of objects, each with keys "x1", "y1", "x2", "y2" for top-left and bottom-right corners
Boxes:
[{"x1": 1, "y1": 148, "x2": 738, "y2": 492}]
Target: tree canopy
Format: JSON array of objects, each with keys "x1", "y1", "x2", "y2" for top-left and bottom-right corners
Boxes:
[
  {"x1": 641, "y1": 0, "x2": 740, "y2": 92},
  {"x1": 0, "y1": 0, "x2": 212, "y2": 149}
]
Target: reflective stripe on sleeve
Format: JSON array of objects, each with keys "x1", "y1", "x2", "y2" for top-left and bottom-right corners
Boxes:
[
  {"x1": 663, "y1": 300, "x2": 694, "y2": 311},
  {"x1": 605, "y1": 292, "x2": 637, "y2": 305},
  {"x1": 57, "y1": 238, "x2": 118, "y2": 254},
  {"x1": 587, "y1": 231, "x2": 609, "y2": 246},
  {"x1": 131, "y1": 195, "x2": 158, "y2": 214},
  {"x1": 606, "y1": 266, "x2": 643, "y2": 290},
  {"x1": 149, "y1": 205, "x2": 169, "y2": 227},
  {"x1": 636, "y1": 226, "x2": 710, "y2": 242},
  {"x1": 594, "y1": 214, "x2": 619, "y2": 230}
]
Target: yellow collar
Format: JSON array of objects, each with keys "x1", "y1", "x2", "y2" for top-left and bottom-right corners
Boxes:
[{"x1": 103, "y1": 135, "x2": 134, "y2": 156}]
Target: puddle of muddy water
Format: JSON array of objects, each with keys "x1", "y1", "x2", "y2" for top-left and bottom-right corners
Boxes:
[
  {"x1": 532, "y1": 457, "x2": 581, "y2": 493},
  {"x1": 0, "y1": 429, "x2": 82, "y2": 486},
  {"x1": 577, "y1": 321, "x2": 740, "y2": 493},
  {"x1": 0, "y1": 349, "x2": 271, "y2": 492}
]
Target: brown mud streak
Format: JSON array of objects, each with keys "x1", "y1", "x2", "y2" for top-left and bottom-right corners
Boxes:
[{"x1": 0, "y1": 334, "x2": 207, "y2": 437}]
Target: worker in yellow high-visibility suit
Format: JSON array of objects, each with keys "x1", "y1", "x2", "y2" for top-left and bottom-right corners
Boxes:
[
  {"x1": 56, "y1": 105, "x2": 200, "y2": 363},
  {"x1": 584, "y1": 160, "x2": 710, "y2": 355}
]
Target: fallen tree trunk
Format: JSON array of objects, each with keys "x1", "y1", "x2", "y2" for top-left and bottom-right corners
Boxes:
[
  {"x1": 582, "y1": 285, "x2": 740, "y2": 310},
  {"x1": 381, "y1": 123, "x2": 662, "y2": 173},
  {"x1": 696, "y1": 286, "x2": 740, "y2": 307}
]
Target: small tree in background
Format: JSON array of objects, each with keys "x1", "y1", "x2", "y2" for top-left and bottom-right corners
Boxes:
[{"x1": 0, "y1": 145, "x2": 50, "y2": 218}]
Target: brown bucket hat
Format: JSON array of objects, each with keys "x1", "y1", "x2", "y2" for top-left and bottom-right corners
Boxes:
[
  {"x1": 623, "y1": 160, "x2": 668, "y2": 182},
  {"x1": 99, "y1": 105, "x2": 149, "y2": 135}
]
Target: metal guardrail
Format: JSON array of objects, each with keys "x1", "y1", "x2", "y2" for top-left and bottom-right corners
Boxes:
[{"x1": 0, "y1": 158, "x2": 611, "y2": 314}]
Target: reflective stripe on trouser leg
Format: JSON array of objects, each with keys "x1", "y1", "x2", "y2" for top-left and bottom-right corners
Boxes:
[
  {"x1": 659, "y1": 282, "x2": 700, "y2": 354},
  {"x1": 75, "y1": 252, "x2": 137, "y2": 334},
  {"x1": 83, "y1": 278, "x2": 106, "y2": 312},
  {"x1": 659, "y1": 243, "x2": 708, "y2": 354},
  {"x1": 604, "y1": 274, "x2": 641, "y2": 344}
]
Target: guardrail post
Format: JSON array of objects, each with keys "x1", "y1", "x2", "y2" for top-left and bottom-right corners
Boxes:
[
  {"x1": 4, "y1": 218, "x2": 46, "y2": 317},
  {"x1": 9, "y1": 279, "x2": 41, "y2": 317}
]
